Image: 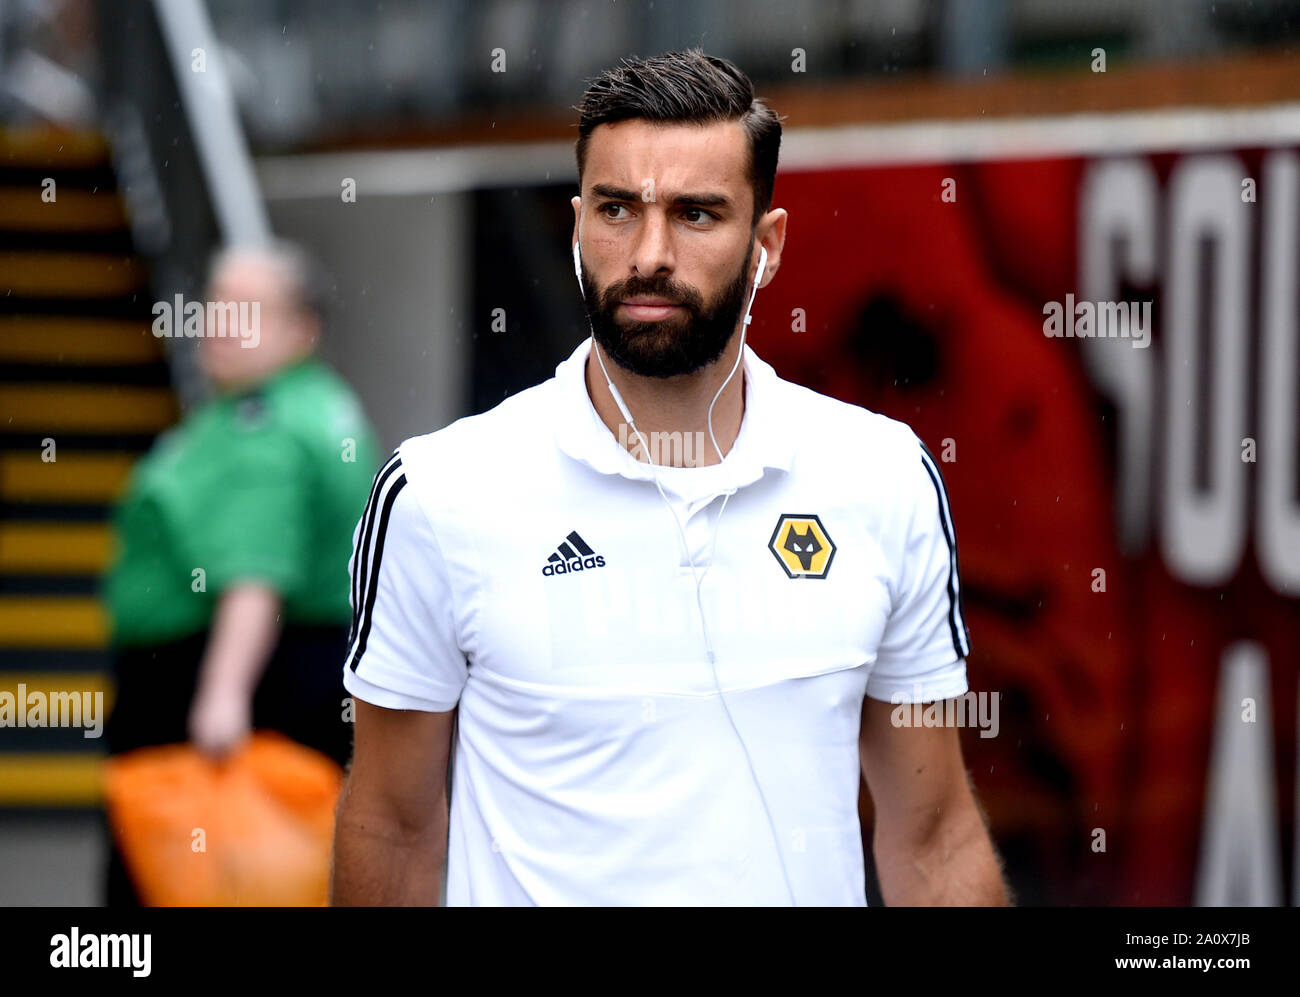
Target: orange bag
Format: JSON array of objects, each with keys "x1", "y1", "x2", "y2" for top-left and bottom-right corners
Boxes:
[{"x1": 102, "y1": 731, "x2": 344, "y2": 906}]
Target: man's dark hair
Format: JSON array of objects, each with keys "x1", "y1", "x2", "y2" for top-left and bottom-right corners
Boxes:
[{"x1": 574, "y1": 48, "x2": 783, "y2": 228}]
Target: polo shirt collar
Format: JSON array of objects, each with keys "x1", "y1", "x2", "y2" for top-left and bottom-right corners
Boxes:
[{"x1": 552, "y1": 336, "x2": 795, "y2": 488}]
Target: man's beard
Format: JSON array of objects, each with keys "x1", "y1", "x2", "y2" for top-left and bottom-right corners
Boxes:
[{"x1": 580, "y1": 248, "x2": 751, "y2": 379}]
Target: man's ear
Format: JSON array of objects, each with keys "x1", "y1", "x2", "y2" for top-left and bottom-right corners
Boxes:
[
  {"x1": 295, "y1": 311, "x2": 322, "y2": 351},
  {"x1": 571, "y1": 195, "x2": 581, "y2": 247},
  {"x1": 756, "y1": 207, "x2": 788, "y2": 289}
]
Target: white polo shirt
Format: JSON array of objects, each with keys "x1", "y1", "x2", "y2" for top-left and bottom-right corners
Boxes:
[{"x1": 342, "y1": 337, "x2": 971, "y2": 906}]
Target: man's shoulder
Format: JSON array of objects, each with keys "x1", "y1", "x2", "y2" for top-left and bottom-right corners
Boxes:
[
  {"x1": 273, "y1": 359, "x2": 375, "y2": 444},
  {"x1": 767, "y1": 366, "x2": 923, "y2": 472},
  {"x1": 767, "y1": 372, "x2": 946, "y2": 544},
  {"x1": 390, "y1": 375, "x2": 557, "y2": 491}
]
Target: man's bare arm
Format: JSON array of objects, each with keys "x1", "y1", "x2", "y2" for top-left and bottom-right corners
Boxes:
[
  {"x1": 859, "y1": 696, "x2": 1010, "y2": 905},
  {"x1": 188, "y1": 582, "x2": 281, "y2": 755},
  {"x1": 331, "y1": 698, "x2": 455, "y2": 906}
]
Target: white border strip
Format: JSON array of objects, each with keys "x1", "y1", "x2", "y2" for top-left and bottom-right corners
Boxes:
[
  {"x1": 780, "y1": 102, "x2": 1300, "y2": 168},
  {"x1": 257, "y1": 102, "x2": 1300, "y2": 201},
  {"x1": 258, "y1": 141, "x2": 577, "y2": 200}
]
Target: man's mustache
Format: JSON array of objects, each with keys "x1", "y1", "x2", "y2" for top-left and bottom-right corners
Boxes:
[{"x1": 602, "y1": 281, "x2": 702, "y2": 311}]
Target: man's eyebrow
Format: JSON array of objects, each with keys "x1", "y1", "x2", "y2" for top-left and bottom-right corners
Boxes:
[{"x1": 590, "y1": 183, "x2": 733, "y2": 210}]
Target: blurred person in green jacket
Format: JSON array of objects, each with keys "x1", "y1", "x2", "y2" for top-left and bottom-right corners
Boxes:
[{"x1": 101, "y1": 241, "x2": 381, "y2": 902}]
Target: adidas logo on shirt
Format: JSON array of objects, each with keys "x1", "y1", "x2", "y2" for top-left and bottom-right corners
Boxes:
[{"x1": 542, "y1": 531, "x2": 606, "y2": 576}]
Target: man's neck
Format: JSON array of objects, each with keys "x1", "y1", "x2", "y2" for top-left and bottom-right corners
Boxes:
[
  {"x1": 213, "y1": 345, "x2": 316, "y2": 396},
  {"x1": 585, "y1": 336, "x2": 746, "y2": 468}
]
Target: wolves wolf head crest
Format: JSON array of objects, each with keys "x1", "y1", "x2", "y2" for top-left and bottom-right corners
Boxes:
[{"x1": 783, "y1": 524, "x2": 822, "y2": 571}]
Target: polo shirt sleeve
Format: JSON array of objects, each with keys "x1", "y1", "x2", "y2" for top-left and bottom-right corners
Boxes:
[
  {"x1": 191, "y1": 429, "x2": 310, "y2": 599},
  {"x1": 342, "y1": 452, "x2": 468, "y2": 712},
  {"x1": 865, "y1": 434, "x2": 972, "y2": 704}
]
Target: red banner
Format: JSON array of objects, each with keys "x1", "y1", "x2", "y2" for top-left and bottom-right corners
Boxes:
[{"x1": 751, "y1": 144, "x2": 1300, "y2": 905}]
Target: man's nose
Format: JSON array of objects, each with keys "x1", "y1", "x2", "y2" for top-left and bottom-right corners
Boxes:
[{"x1": 630, "y1": 209, "x2": 674, "y2": 280}]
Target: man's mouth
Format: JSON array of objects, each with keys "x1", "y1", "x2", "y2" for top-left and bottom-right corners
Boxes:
[{"x1": 620, "y1": 298, "x2": 682, "y2": 321}]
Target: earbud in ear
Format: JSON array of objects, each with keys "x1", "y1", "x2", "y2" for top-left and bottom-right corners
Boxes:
[
  {"x1": 740, "y1": 244, "x2": 768, "y2": 328},
  {"x1": 573, "y1": 241, "x2": 584, "y2": 294}
]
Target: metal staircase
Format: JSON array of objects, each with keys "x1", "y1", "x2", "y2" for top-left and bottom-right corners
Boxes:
[{"x1": 0, "y1": 126, "x2": 177, "y2": 806}]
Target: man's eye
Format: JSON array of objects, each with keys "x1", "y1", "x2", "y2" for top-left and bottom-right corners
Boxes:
[
  {"x1": 600, "y1": 203, "x2": 628, "y2": 219},
  {"x1": 683, "y1": 208, "x2": 714, "y2": 223}
]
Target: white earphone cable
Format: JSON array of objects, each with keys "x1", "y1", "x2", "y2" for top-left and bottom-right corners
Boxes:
[{"x1": 576, "y1": 239, "x2": 795, "y2": 905}]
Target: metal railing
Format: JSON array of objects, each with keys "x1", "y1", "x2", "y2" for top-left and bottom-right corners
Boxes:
[{"x1": 97, "y1": 0, "x2": 270, "y2": 409}]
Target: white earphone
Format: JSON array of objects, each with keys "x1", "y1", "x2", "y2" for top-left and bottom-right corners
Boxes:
[{"x1": 572, "y1": 235, "x2": 795, "y2": 905}]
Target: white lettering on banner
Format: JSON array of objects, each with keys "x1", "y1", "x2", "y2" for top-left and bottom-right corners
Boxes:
[{"x1": 1079, "y1": 150, "x2": 1300, "y2": 596}]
